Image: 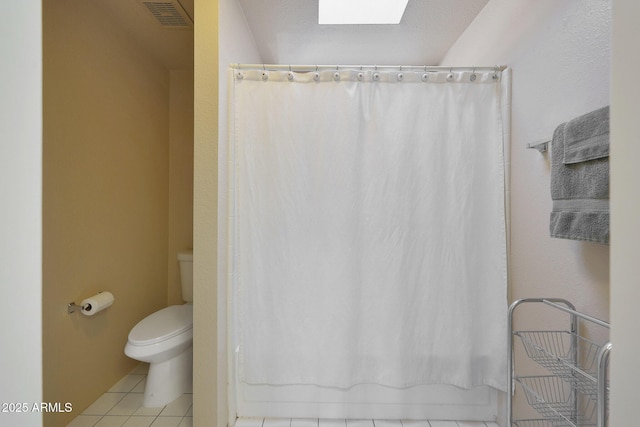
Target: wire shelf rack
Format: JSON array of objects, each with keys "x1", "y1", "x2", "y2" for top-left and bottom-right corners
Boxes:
[
  {"x1": 513, "y1": 420, "x2": 594, "y2": 427},
  {"x1": 508, "y1": 298, "x2": 610, "y2": 427},
  {"x1": 516, "y1": 376, "x2": 597, "y2": 427},
  {"x1": 513, "y1": 420, "x2": 562, "y2": 427},
  {"x1": 514, "y1": 330, "x2": 604, "y2": 399}
]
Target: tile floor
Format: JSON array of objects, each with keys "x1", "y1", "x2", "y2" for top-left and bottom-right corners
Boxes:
[
  {"x1": 67, "y1": 363, "x2": 192, "y2": 427},
  {"x1": 236, "y1": 419, "x2": 499, "y2": 427},
  {"x1": 68, "y1": 364, "x2": 499, "y2": 427}
]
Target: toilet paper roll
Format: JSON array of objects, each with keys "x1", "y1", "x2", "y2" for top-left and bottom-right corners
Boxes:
[{"x1": 81, "y1": 291, "x2": 114, "y2": 316}]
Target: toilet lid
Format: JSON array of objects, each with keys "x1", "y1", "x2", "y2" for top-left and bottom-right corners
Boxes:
[{"x1": 128, "y1": 304, "x2": 193, "y2": 346}]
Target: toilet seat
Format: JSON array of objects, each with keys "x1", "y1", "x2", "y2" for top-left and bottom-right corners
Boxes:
[{"x1": 128, "y1": 304, "x2": 193, "y2": 346}]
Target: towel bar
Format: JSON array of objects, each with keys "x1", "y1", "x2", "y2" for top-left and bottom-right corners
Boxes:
[{"x1": 527, "y1": 138, "x2": 550, "y2": 153}]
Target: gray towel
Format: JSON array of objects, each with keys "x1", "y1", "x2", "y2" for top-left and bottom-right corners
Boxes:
[{"x1": 550, "y1": 106, "x2": 609, "y2": 245}]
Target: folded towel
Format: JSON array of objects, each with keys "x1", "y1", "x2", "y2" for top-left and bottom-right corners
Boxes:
[
  {"x1": 563, "y1": 106, "x2": 610, "y2": 164},
  {"x1": 550, "y1": 107, "x2": 610, "y2": 245}
]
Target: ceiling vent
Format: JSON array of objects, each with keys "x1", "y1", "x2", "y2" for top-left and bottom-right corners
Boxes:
[{"x1": 140, "y1": 0, "x2": 193, "y2": 28}]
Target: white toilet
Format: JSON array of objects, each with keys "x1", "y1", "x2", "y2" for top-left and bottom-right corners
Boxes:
[{"x1": 125, "y1": 250, "x2": 193, "y2": 407}]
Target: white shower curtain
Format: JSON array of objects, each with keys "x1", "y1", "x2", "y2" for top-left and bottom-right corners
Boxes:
[{"x1": 230, "y1": 67, "x2": 508, "y2": 392}]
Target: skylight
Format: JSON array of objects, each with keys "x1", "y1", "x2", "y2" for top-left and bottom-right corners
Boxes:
[{"x1": 318, "y1": 0, "x2": 409, "y2": 25}]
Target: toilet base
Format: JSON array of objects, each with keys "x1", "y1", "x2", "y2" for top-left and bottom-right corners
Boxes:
[{"x1": 143, "y1": 346, "x2": 193, "y2": 407}]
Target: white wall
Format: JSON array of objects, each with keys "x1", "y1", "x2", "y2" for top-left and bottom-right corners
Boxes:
[
  {"x1": 218, "y1": 1, "x2": 262, "y2": 423},
  {"x1": 442, "y1": 0, "x2": 611, "y2": 423},
  {"x1": 0, "y1": 1, "x2": 43, "y2": 426},
  {"x1": 610, "y1": 1, "x2": 640, "y2": 426}
]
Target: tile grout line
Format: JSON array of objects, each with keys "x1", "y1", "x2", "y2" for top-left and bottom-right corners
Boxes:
[
  {"x1": 72, "y1": 370, "x2": 194, "y2": 425},
  {"x1": 236, "y1": 419, "x2": 492, "y2": 427},
  {"x1": 71, "y1": 367, "x2": 195, "y2": 427}
]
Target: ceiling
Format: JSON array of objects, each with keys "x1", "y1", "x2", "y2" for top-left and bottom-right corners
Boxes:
[
  {"x1": 94, "y1": 0, "x2": 489, "y2": 70},
  {"x1": 237, "y1": 0, "x2": 490, "y2": 66}
]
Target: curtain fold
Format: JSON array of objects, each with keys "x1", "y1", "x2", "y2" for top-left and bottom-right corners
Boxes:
[{"x1": 231, "y1": 68, "x2": 508, "y2": 392}]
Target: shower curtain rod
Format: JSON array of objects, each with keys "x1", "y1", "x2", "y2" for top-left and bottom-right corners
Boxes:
[{"x1": 231, "y1": 63, "x2": 507, "y2": 73}]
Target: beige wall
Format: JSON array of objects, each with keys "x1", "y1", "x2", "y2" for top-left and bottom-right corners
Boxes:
[
  {"x1": 194, "y1": 0, "x2": 219, "y2": 424},
  {"x1": 43, "y1": 0, "x2": 172, "y2": 425},
  {"x1": 442, "y1": 1, "x2": 611, "y2": 424},
  {"x1": 168, "y1": 70, "x2": 195, "y2": 305}
]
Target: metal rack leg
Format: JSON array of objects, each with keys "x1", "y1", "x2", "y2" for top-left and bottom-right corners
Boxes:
[{"x1": 597, "y1": 342, "x2": 612, "y2": 427}]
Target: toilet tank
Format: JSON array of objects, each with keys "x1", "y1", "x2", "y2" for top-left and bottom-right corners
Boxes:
[{"x1": 177, "y1": 250, "x2": 193, "y2": 302}]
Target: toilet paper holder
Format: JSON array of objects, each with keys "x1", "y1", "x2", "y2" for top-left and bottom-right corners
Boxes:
[
  {"x1": 67, "y1": 291, "x2": 115, "y2": 315},
  {"x1": 67, "y1": 301, "x2": 87, "y2": 314}
]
